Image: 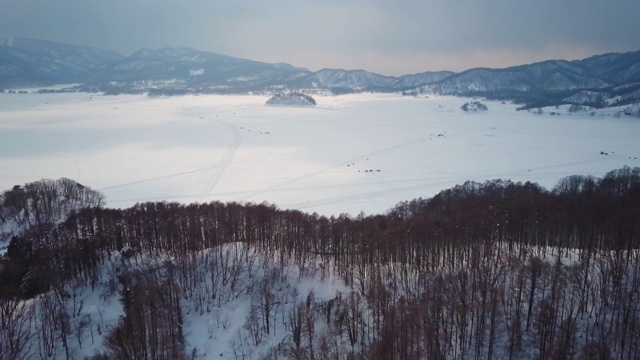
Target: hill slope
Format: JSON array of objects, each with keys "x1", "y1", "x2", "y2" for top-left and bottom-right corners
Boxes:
[
  {"x1": 1, "y1": 168, "x2": 640, "y2": 359},
  {"x1": 0, "y1": 37, "x2": 123, "y2": 88}
]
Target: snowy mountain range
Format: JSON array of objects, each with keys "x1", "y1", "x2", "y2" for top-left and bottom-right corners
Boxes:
[
  {"x1": 0, "y1": 37, "x2": 123, "y2": 88},
  {"x1": 2, "y1": 37, "x2": 640, "y2": 107}
]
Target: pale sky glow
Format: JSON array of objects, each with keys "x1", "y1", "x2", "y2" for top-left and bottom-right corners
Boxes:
[{"x1": 1, "y1": 0, "x2": 639, "y2": 75}]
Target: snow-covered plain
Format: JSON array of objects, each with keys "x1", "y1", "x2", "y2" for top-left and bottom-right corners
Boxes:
[{"x1": 1, "y1": 92, "x2": 639, "y2": 216}]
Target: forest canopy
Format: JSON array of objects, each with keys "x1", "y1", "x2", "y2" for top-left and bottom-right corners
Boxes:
[{"x1": 1, "y1": 167, "x2": 639, "y2": 359}]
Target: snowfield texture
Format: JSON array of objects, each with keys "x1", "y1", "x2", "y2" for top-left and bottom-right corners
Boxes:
[{"x1": 0, "y1": 92, "x2": 638, "y2": 217}]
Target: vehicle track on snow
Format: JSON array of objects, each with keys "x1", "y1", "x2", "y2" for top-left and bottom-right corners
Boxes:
[
  {"x1": 243, "y1": 133, "x2": 431, "y2": 199},
  {"x1": 241, "y1": 125, "x2": 491, "y2": 202},
  {"x1": 197, "y1": 120, "x2": 242, "y2": 202}
]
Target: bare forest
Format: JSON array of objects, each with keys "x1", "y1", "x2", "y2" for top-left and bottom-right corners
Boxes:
[{"x1": 1, "y1": 167, "x2": 640, "y2": 359}]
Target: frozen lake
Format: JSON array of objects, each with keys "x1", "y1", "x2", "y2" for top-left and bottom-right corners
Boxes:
[{"x1": 1, "y1": 92, "x2": 638, "y2": 216}]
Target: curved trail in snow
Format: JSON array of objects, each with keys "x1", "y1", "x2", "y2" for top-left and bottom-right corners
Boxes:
[{"x1": 197, "y1": 120, "x2": 242, "y2": 202}]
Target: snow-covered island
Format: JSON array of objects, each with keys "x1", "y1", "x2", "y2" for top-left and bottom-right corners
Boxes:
[
  {"x1": 461, "y1": 100, "x2": 488, "y2": 112},
  {"x1": 266, "y1": 92, "x2": 316, "y2": 106}
]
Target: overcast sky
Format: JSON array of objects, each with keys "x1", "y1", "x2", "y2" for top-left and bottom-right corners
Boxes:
[{"x1": 1, "y1": 0, "x2": 639, "y2": 76}]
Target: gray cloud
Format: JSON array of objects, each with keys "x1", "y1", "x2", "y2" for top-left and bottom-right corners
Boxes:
[{"x1": 1, "y1": 0, "x2": 639, "y2": 75}]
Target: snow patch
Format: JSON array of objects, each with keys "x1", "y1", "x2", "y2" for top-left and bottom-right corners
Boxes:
[{"x1": 190, "y1": 68, "x2": 205, "y2": 76}]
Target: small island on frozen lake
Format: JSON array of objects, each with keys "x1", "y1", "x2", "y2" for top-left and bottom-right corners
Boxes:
[
  {"x1": 266, "y1": 92, "x2": 316, "y2": 106},
  {"x1": 461, "y1": 101, "x2": 488, "y2": 112}
]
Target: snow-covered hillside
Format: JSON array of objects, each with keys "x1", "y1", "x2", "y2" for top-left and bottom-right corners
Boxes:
[
  {"x1": 0, "y1": 37, "x2": 123, "y2": 88},
  {"x1": 0, "y1": 178, "x2": 104, "y2": 256},
  {"x1": 3, "y1": 242, "x2": 350, "y2": 359},
  {"x1": 3, "y1": 174, "x2": 639, "y2": 359}
]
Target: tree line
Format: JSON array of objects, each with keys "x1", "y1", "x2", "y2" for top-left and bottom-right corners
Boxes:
[{"x1": 1, "y1": 167, "x2": 639, "y2": 359}]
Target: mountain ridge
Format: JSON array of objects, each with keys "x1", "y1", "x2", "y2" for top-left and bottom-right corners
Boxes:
[
  {"x1": 0, "y1": 37, "x2": 123, "y2": 88},
  {"x1": 2, "y1": 37, "x2": 640, "y2": 107}
]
